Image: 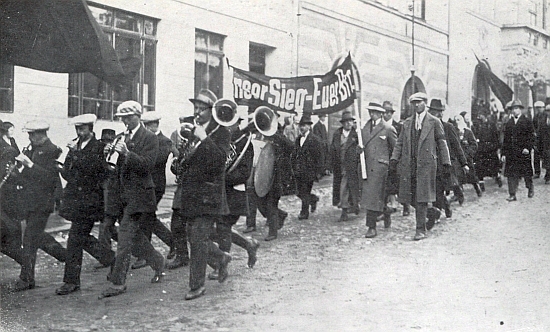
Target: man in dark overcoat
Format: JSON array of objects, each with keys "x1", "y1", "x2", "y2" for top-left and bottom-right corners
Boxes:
[
  {"x1": 472, "y1": 113, "x2": 501, "y2": 190},
  {"x1": 293, "y1": 113, "x2": 323, "y2": 220},
  {"x1": 532, "y1": 101, "x2": 546, "y2": 178},
  {"x1": 390, "y1": 93, "x2": 451, "y2": 241},
  {"x1": 100, "y1": 101, "x2": 165, "y2": 298},
  {"x1": 538, "y1": 104, "x2": 550, "y2": 184},
  {"x1": 178, "y1": 89, "x2": 232, "y2": 300},
  {"x1": 501, "y1": 99, "x2": 535, "y2": 201},
  {"x1": 56, "y1": 114, "x2": 115, "y2": 295},
  {"x1": 313, "y1": 114, "x2": 330, "y2": 173},
  {"x1": 13, "y1": 120, "x2": 67, "y2": 291},
  {"x1": 330, "y1": 110, "x2": 360, "y2": 222}
]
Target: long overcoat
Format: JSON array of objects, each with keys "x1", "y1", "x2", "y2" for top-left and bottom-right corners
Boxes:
[
  {"x1": 330, "y1": 127, "x2": 360, "y2": 206},
  {"x1": 456, "y1": 127, "x2": 479, "y2": 184},
  {"x1": 391, "y1": 112, "x2": 451, "y2": 204},
  {"x1": 501, "y1": 115, "x2": 535, "y2": 178},
  {"x1": 59, "y1": 136, "x2": 106, "y2": 222},
  {"x1": 472, "y1": 121, "x2": 500, "y2": 178},
  {"x1": 293, "y1": 133, "x2": 324, "y2": 184},
  {"x1": 361, "y1": 120, "x2": 397, "y2": 212},
  {"x1": 442, "y1": 121, "x2": 467, "y2": 187}
]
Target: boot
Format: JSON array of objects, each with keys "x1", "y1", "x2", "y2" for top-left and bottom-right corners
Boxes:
[
  {"x1": 298, "y1": 200, "x2": 309, "y2": 220},
  {"x1": 165, "y1": 254, "x2": 189, "y2": 270},
  {"x1": 338, "y1": 209, "x2": 348, "y2": 222},
  {"x1": 479, "y1": 181, "x2": 485, "y2": 192},
  {"x1": 474, "y1": 183, "x2": 482, "y2": 197}
]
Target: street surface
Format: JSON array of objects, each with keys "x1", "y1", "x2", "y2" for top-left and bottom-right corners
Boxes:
[{"x1": 1, "y1": 175, "x2": 549, "y2": 331}]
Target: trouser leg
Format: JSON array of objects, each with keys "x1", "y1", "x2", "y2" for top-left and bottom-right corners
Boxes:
[
  {"x1": 231, "y1": 229, "x2": 251, "y2": 251},
  {"x1": 188, "y1": 216, "x2": 222, "y2": 290},
  {"x1": 216, "y1": 215, "x2": 238, "y2": 253},
  {"x1": 508, "y1": 176, "x2": 519, "y2": 196},
  {"x1": 366, "y1": 210, "x2": 379, "y2": 229},
  {"x1": 534, "y1": 150, "x2": 541, "y2": 175},
  {"x1": 434, "y1": 176, "x2": 447, "y2": 211},
  {"x1": 246, "y1": 184, "x2": 257, "y2": 228},
  {"x1": 414, "y1": 202, "x2": 428, "y2": 233},
  {"x1": 20, "y1": 211, "x2": 50, "y2": 283},
  {"x1": 39, "y1": 232, "x2": 67, "y2": 262},
  {"x1": 140, "y1": 212, "x2": 173, "y2": 248},
  {"x1": 0, "y1": 212, "x2": 26, "y2": 266},
  {"x1": 524, "y1": 176, "x2": 533, "y2": 189},
  {"x1": 340, "y1": 175, "x2": 350, "y2": 209},
  {"x1": 170, "y1": 209, "x2": 188, "y2": 257},
  {"x1": 98, "y1": 215, "x2": 117, "y2": 251}
]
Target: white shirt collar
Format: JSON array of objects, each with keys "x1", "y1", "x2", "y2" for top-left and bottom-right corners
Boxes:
[{"x1": 416, "y1": 110, "x2": 427, "y2": 129}]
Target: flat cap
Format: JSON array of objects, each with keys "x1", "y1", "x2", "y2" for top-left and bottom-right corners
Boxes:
[
  {"x1": 534, "y1": 101, "x2": 545, "y2": 108},
  {"x1": 141, "y1": 111, "x2": 162, "y2": 123},
  {"x1": 115, "y1": 101, "x2": 142, "y2": 117},
  {"x1": 409, "y1": 92, "x2": 428, "y2": 103},
  {"x1": 70, "y1": 113, "x2": 97, "y2": 126},
  {"x1": 23, "y1": 120, "x2": 50, "y2": 132},
  {"x1": 189, "y1": 89, "x2": 217, "y2": 107}
]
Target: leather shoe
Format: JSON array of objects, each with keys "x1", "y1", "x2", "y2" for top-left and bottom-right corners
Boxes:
[
  {"x1": 298, "y1": 212, "x2": 309, "y2": 220},
  {"x1": 528, "y1": 186, "x2": 534, "y2": 198},
  {"x1": 444, "y1": 207, "x2": 452, "y2": 218},
  {"x1": 310, "y1": 196, "x2": 319, "y2": 213},
  {"x1": 56, "y1": 283, "x2": 80, "y2": 295},
  {"x1": 247, "y1": 239, "x2": 260, "y2": 268},
  {"x1": 12, "y1": 279, "x2": 35, "y2": 292},
  {"x1": 131, "y1": 259, "x2": 148, "y2": 270},
  {"x1": 151, "y1": 262, "x2": 164, "y2": 283},
  {"x1": 208, "y1": 270, "x2": 219, "y2": 280},
  {"x1": 243, "y1": 226, "x2": 256, "y2": 234},
  {"x1": 352, "y1": 206, "x2": 360, "y2": 215},
  {"x1": 506, "y1": 195, "x2": 517, "y2": 202},
  {"x1": 426, "y1": 207, "x2": 441, "y2": 231},
  {"x1": 185, "y1": 287, "x2": 205, "y2": 300},
  {"x1": 218, "y1": 253, "x2": 232, "y2": 283},
  {"x1": 496, "y1": 176, "x2": 503, "y2": 187},
  {"x1": 99, "y1": 285, "x2": 127, "y2": 299},
  {"x1": 338, "y1": 209, "x2": 348, "y2": 222},
  {"x1": 413, "y1": 232, "x2": 427, "y2": 241},
  {"x1": 166, "y1": 254, "x2": 189, "y2": 270},
  {"x1": 278, "y1": 212, "x2": 288, "y2": 230},
  {"x1": 264, "y1": 234, "x2": 277, "y2": 241},
  {"x1": 383, "y1": 214, "x2": 391, "y2": 229},
  {"x1": 365, "y1": 227, "x2": 377, "y2": 238}
]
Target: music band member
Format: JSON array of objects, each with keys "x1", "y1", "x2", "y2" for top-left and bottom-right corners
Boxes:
[
  {"x1": 178, "y1": 89, "x2": 232, "y2": 300},
  {"x1": 13, "y1": 120, "x2": 67, "y2": 291},
  {"x1": 293, "y1": 113, "x2": 323, "y2": 220},
  {"x1": 55, "y1": 114, "x2": 115, "y2": 295},
  {"x1": 100, "y1": 101, "x2": 165, "y2": 298},
  {"x1": 362, "y1": 102, "x2": 397, "y2": 238}
]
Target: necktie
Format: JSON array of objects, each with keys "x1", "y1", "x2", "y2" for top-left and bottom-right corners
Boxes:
[{"x1": 125, "y1": 129, "x2": 132, "y2": 144}]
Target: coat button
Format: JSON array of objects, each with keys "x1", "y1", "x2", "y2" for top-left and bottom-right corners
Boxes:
[{"x1": 78, "y1": 187, "x2": 82, "y2": 191}]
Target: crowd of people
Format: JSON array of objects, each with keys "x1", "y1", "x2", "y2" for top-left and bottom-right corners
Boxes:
[{"x1": 1, "y1": 89, "x2": 549, "y2": 301}]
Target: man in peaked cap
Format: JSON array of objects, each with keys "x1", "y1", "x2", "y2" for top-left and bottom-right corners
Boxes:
[
  {"x1": 292, "y1": 112, "x2": 324, "y2": 221},
  {"x1": 501, "y1": 99, "x2": 535, "y2": 201},
  {"x1": 13, "y1": 120, "x2": 67, "y2": 291},
  {"x1": 55, "y1": 114, "x2": 116, "y2": 295},
  {"x1": 100, "y1": 101, "x2": 166, "y2": 298},
  {"x1": 330, "y1": 110, "x2": 360, "y2": 222},
  {"x1": 362, "y1": 102, "x2": 397, "y2": 238},
  {"x1": 130, "y1": 111, "x2": 174, "y2": 270},
  {"x1": 390, "y1": 92, "x2": 451, "y2": 241},
  {"x1": 532, "y1": 100, "x2": 546, "y2": 178}
]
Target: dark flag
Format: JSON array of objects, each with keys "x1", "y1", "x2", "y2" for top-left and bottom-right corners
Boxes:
[{"x1": 475, "y1": 56, "x2": 513, "y2": 107}]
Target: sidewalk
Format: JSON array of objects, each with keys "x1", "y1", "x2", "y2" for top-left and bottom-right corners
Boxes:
[{"x1": 45, "y1": 175, "x2": 334, "y2": 233}]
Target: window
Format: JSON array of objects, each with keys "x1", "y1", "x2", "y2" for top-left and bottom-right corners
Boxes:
[
  {"x1": 408, "y1": 0, "x2": 426, "y2": 20},
  {"x1": 0, "y1": 64, "x2": 14, "y2": 113},
  {"x1": 533, "y1": 33, "x2": 539, "y2": 46},
  {"x1": 530, "y1": 11, "x2": 537, "y2": 27},
  {"x1": 195, "y1": 30, "x2": 225, "y2": 99},
  {"x1": 543, "y1": 39, "x2": 548, "y2": 49},
  {"x1": 249, "y1": 43, "x2": 267, "y2": 75},
  {"x1": 68, "y1": 4, "x2": 158, "y2": 119}
]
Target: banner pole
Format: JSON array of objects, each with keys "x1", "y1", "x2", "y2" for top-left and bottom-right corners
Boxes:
[{"x1": 350, "y1": 56, "x2": 367, "y2": 180}]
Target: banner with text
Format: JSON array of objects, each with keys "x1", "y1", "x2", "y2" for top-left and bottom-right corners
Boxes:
[{"x1": 231, "y1": 54, "x2": 356, "y2": 114}]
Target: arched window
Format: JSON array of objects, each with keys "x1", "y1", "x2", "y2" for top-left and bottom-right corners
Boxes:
[{"x1": 400, "y1": 76, "x2": 426, "y2": 120}]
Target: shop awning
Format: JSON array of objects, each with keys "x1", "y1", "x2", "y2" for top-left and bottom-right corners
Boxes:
[{"x1": 0, "y1": 0, "x2": 129, "y2": 86}]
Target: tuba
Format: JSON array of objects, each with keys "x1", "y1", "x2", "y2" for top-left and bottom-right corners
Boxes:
[
  {"x1": 253, "y1": 106, "x2": 278, "y2": 137},
  {"x1": 213, "y1": 99, "x2": 239, "y2": 127},
  {"x1": 252, "y1": 106, "x2": 278, "y2": 197}
]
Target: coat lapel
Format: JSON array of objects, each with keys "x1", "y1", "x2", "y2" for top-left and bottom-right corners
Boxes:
[
  {"x1": 363, "y1": 120, "x2": 384, "y2": 147},
  {"x1": 418, "y1": 114, "x2": 433, "y2": 148}
]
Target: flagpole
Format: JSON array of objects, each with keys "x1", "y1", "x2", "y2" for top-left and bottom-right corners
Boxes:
[{"x1": 350, "y1": 56, "x2": 367, "y2": 180}]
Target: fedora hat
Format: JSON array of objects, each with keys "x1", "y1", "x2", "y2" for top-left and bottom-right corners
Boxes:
[
  {"x1": 189, "y1": 89, "x2": 217, "y2": 107},
  {"x1": 367, "y1": 102, "x2": 386, "y2": 113},
  {"x1": 509, "y1": 99, "x2": 524, "y2": 109},
  {"x1": 382, "y1": 101, "x2": 394, "y2": 112},
  {"x1": 428, "y1": 99, "x2": 445, "y2": 111},
  {"x1": 299, "y1": 113, "x2": 313, "y2": 125},
  {"x1": 339, "y1": 111, "x2": 355, "y2": 123}
]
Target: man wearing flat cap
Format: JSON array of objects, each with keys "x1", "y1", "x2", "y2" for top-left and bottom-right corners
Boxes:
[
  {"x1": 130, "y1": 111, "x2": 174, "y2": 270},
  {"x1": 292, "y1": 112, "x2": 323, "y2": 220},
  {"x1": 13, "y1": 120, "x2": 67, "y2": 291},
  {"x1": 100, "y1": 101, "x2": 165, "y2": 298},
  {"x1": 330, "y1": 110, "x2": 360, "y2": 222},
  {"x1": 501, "y1": 100, "x2": 535, "y2": 201},
  {"x1": 175, "y1": 89, "x2": 232, "y2": 300},
  {"x1": 362, "y1": 102, "x2": 397, "y2": 238},
  {"x1": 390, "y1": 92, "x2": 451, "y2": 241},
  {"x1": 56, "y1": 114, "x2": 115, "y2": 295}
]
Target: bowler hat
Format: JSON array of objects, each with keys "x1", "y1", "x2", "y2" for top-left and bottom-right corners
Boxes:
[
  {"x1": 428, "y1": 99, "x2": 445, "y2": 112},
  {"x1": 299, "y1": 113, "x2": 313, "y2": 125},
  {"x1": 339, "y1": 111, "x2": 355, "y2": 123},
  {"x1": 367, "y1": 102, "x2": 386, "y2": 113},
  {"x1": 409, "y1": 92, "x2": 428, "y2": 103},
  {"x1": 189, "y1": 89, "x2": 217, "y2": 107},
  {"x1": 509, "y1": 99, "x2": 524, "y2": 109},
  {"x1": 115, "y1": 101, "x2": 142, "y2": 117}
]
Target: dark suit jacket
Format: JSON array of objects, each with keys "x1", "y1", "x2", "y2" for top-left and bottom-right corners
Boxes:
[
  {"x1": 179, "y1": 120, "x2": 231, "y2": 217},
  {"x1": 330, "y1": 127, "x2": 359, "y2": 206},
  {"x1": 152, "y1": 131, "x2": 172, "y2": 202},
  {"x1": 502, "y1": 115, "x2": 535, "y2": 178},
  {"x1": 59, "y1": 136, "x2": 106, "y2": 222},
  {"x1": 313, "y1": 121, "x2": 329, "y2": 169},
  {"x1": 20, "y1": 138, "x2": 62, "y2": 213},
  {"x1": 116, "y1": 124, "x2": 158, "y2": 215},
  {"x1": 226, "y1": 130, "x2": 253, "y2": 216},
  {"x1": 293, "y1": 132, "x2": 323, "y2": 183},
  {"x1": 0, "y1": 137, "x2": 20, "y2": 156},
  {"x1": 392, "y1": 120, "x2": 403, "y2": 138}
]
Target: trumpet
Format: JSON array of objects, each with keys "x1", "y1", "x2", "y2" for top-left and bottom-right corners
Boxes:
[
  {"x1": 58, "y1": 136, "x2": 79, "y2": 170},
  {"x1": 105, "y1": 134, "x2": 124, "y2": 171}
]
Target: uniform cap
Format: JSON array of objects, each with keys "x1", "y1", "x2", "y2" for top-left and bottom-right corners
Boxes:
[
  {"x1": 189, "y1": 89, "x2": 217, "y2": 107},
  {"x1": 409, "y1": 92, "x2": 428, "y2": 103},
  {"x1": 115, "y1": 101, "x2": 142, "y2": 117},
  {"x1": 534, "y1": 101, "x2": 545, "y2": 108},
  {"x1": 141, "y1": 111, "x2": 162, "y2": 123},
  {"x1": 70, "y1": 113, "x2": 97, "y2": 126},
  {"x1": 23, "y1": 120, "x2": 50, "y2": 132}
]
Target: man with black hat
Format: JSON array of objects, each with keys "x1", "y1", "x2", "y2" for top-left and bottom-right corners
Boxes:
[
  {"x1": 100, "y1": 101, "x2": 165, "y2": 298},
  {"x1": 501, "y1": 99, "x2": 535, "y2": 201},
  {"x1": 130, "y1": 111, "x2": 174, "y2": 270},
  {"x1": 362, "y1": 102, "x2": 397, "y2": 238},
  {"x1": 55, "y1": 114, "x2": 115, "y2": 295},
  {"x1": 292, "y1": 112, "x2": 323, "y2": 220},
  {"x1": 13, "y1": 120, "x2": 67, "y2": 291},
  {"x1": 427, "y1": 99, "x2": 469, "y2": 220},
  {"x1": 175, "y1": 89, "x2": 232, "y2": 300},
  {"x1": 390, "y1": 93, "x2": 451, "y2": 240},
  {"x1": 330, "y1": 110, "x2": 360, "y2": 222}
]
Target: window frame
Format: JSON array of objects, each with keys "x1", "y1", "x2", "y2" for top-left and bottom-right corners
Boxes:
[{"x1": 194, "y1": 29, "x2": 226, "y2": 98}]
